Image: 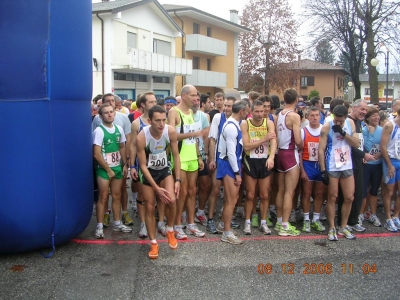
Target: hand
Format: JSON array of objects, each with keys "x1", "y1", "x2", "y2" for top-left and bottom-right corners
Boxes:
[
  {"x1": 174, "y1": 182, "x2": 180, "y2": 199},
  {"x1": 107, "y1": 169, "x2": 116, "y2": 179},
  {"x1": 156, "y1": 187, "x2": 172, "y2": 204},
  {"x1": 373, "y1": 152, "x2": 381, "y2": 160},
  {"x1": 301, "y1": 169, "x2": 309, "y2": 181},
  {"x1": 234, "y1": 174, "x2": 242, "y2": 186},
  {"x1": 208, "y1": 161, "x2": 216, "y2": 171},
  {"x1": 332, "y1": 125, "x2": 346, "y2": 137},
  {"x1": 266, "y1": 157, "x2": 274, "y2": 170},
  {"x1": 123, "y1": 165, "x2": 128, "y2": 178},
  {"x1": 130, "y1": 168, "x2": 138, "y2": 180},
  {"x1": 364, "y1": 153, "x2": 375, "y2": 162},
  {"x1": 198, "y1": 158, "x2": 204, "y2": 171},
  {"x1": 321, "y1": 170, "x2": 329, "y2": 185},
  {"x1": 388, "y1": 165, "x2": 395, "y2": 179},
  {"x1": 265, "y1": 132, "x2": 276, "y2": 142}
]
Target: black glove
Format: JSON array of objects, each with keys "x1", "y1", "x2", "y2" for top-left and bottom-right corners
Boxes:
[
  {"x1": 321, "y1": 170, "x2": 329, "y2": 185},
  {"x1": 297, "y1": 109, "x2": 304, "y2": 119},
  {"x1": 332, "y1": 125, "x2": 346, "y2": 137}
]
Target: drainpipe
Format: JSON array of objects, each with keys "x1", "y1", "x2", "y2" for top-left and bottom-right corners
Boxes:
[
  {"x1": 174, "y1": 11, "x2": 185, "y2": 88},
  {"x1": 96, "y1": 13, "x2": 104, "y2": 95}
]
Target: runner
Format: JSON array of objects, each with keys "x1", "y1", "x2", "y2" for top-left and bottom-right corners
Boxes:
[
  {"x1": 136, "y1": 105, "x2": 181, "y2": 259},
  {"x1": 241, "y1": 100, "x2": 276, "y2": 235},
  {"x1": 93, "y1": 104, "x2": 132, "y2": 238},
  {"x1": 318, "y1": 105, "x2": 360, "y2": 241}
]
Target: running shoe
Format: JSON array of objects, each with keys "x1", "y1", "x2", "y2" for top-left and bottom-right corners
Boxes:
[
  {"x1": 148, "y1": 243, "x2": 159, "y2": 259},
  {"x1": 369, "y1": 214, "x2": 381, "y2": 227},
  {"x1": 311, "y1": 220, "x2": 326, "y2": 232},
  {"x1": 251, "y1": 215, "x2": 259, "y2": 228},
  {"x1": 221, "y1": 232, "x2": 243, "y2": 245},
  {"x1": 195, "y1": 214, "x2": 208, "y2": 226},
  {"x1": 95, "y1": 227, "x2": 104, "y2": 239},
  {"x1": 302, "y1": 220, "x2": 311, "y2": 233},
  {"x1": 186, "y1": 224, "x2": 206, "y2": 237},
  {"x1": 289, "y1": 211, "x2": 297, "y2": 223},
  {"x1": 260, "y1": 223, "x2": 272, "y2": 235},
  {"x1": 139, "y1": 222, "x2": 148, "y2": 238},
  {"x1": 157, "y1": 223, "x2": 166, "y2": 237},
  {"x1": 206, "y1": 219, "x2": 218, "y2": 234},
  {"x1": 351, "y1": 224, "x2": 366, "y2": 232},
  {"x1": 328, "y1": 228, "x2": 338, "y2": 241},
  {"x1": 384, "y1": 219, "x2": 398, "y2": 232},
  {"x1": 103, "y1": 213, "x2": 110, "y2": 227},
  {"x1": 338, "y1": 227, "x2": 356, "y2": 239},
  {"x1": 235, "y1": 207, "x2": 245, "y2": 219},
  {"x1": 113, "y1": 223, "x2": 133, "y2": 232},
  {"x1": 274, "y1": 223, "x2": 282, "y2": 232},
  {"x1": 174, "y1": 226, "x2": 188, "y2": 240},
  {"x1": 167, "y1": 230, "x2": 178, "y2": 249},
  {"x1": 358, "y1": 214, "x2": 364, "y2": 225},
  {"x1": 216, "y1": 222, "x2": 224, "y2": 233},
  {"x1": 278, "y1": 225, "x2": 300, "y2": 236},
  {"x1": 122, "y1": 211, "x2": 134, "y2": 225},
  {"x1": 243, "y1": 222, "x2": 252, "y2": 235},
  {"x1": 231, "y1": 220, "x2": 240, "y2": 229},
  {"x1": 392, "y1": 217, "x2": 400, "y2": 230}
]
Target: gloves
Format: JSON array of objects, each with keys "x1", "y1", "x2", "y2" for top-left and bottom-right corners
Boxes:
[
  {"x1": 332, "y1": 125, "x2": 346, "y2": 137},
  {"x1": 321, "y1": 170, "x2": 329, "y2": 185},
  {"x1": 297, "y1": 110, "x2": 304, "y2": 119}
]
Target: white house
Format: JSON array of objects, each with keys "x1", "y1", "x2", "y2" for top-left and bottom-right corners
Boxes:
[
  {"x1": 92, "y1": 0, "x2": 192, "y2": 100},
  {"x1": 360, "y1": 74, "x2": 400, "y2": 106}
]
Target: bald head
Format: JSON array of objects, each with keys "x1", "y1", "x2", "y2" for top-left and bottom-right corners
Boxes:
[{"x1": 180, "y1": 85, "x2": 197, "y2": 108}]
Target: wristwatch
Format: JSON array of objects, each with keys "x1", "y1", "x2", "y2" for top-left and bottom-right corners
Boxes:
[
  {"x1": 234, "y1": 171, "x2": 240, "y2": 175},
  {"x1": 175, "y1": 178, "x2": 182, "y2": 183}
]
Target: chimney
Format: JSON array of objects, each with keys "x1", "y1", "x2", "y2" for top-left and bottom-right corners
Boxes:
[{"x1": 230, "y1": 9, "x2": 238, "y2": 23}]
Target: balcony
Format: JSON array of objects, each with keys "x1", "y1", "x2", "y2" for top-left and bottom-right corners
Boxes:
[
  {"x1": 185, "y1": 34, "x2": 227, "y2": 56},
  {"x1": 186, "y1": 70, "x2": 227, "y2": 87},
  {"x1": 111, "y1": 48, "x2": 192, "y2": 76}
]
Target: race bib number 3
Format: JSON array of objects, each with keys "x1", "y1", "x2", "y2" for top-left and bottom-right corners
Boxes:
[
  {"x1": 184, "y1": 124, "x2": 196, "y2": 145},
  {"x1": 307, "y1": 142, "x2": 319, "y2": 162},
  {"x1": 334, "y1": 146, "x2": 350, "y2": 168},
  {"x1": 148, "y1": 151, "x2": 167, "y2": 170},
  {"x1": 105, "y1": 151, "x2": 120, "y2": 167},
  {"x1": 250, "y1": 140, "x2": 268, "y2": 158}
]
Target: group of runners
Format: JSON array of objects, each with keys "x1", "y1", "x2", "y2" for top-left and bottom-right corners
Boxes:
[{"x1": 92, "y1": 85, "x2": 400, "y2": 259}]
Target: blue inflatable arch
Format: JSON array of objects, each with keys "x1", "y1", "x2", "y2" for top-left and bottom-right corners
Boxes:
[{"x1": 0, "y1": 0, "x2": 93, "y2": 254}]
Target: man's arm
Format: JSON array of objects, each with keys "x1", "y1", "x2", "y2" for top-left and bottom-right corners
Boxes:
[
  {"x1": 318, "y1": 123, "x2": 329, "y2": 171},
  {"x1": 119, "y1": 142, "x2": 128, "y2": 177},
  {"x1": 266, "y1": 119, "x2": 277, "y2": 170},
  {"x1": 224, "y1": 124, "x2": 240, "y2": 172},
  {"x1": 167, "y1": 108, "x2": 202, "y2": 141},
  {"x1": 380, "y1": 121, "x2": 393, "y2": 167},
  {"x1": 129, "y1": 120, "x2": 139, "y2": 179},
  {"x1": 290, "y1": 113, "x2": 303, "y2": 151},
  {"x1": 169, "y1": 125, "x2": 181, "y2": 197}
]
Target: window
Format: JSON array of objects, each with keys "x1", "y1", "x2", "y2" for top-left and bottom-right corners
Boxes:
[
  {"x1": 193, "y1": 23, "x2": 200, "y2": 34},
  {"x1": 365, "y1": 88, "x2": 371, "y2": 95},
  {"x1": 118, "y1": 73, "x2": 126, "y2": 80},
  {"x1": 153, "y1": 39, "x2": 171, "y2": 56},
  {"x1": 114, "y1": 72, "x2": 147, "y2": 82},
  {"x1": 193, "y1": 56, "x2": 200, "y2": 69},
  {"x1": 338, "y1": 77, "x2": 343, "y2": 88},
  {"x1": 385, "y1": 89, "x2": 394, "y2": 96},
  {"x1": 153, "y1": 76, "x2": 170, "y2": 83},
  {"x1": 207, "y1": 27, "x2": 212, "y2": 37},
  {"x1": 207, "y1": 59, "x2": 211, "y2": 71},
  {"x1": 300, "y1": 76, "x2": 314, "y2": 86},
  {"x1": 127, "y1": 32, "x2": 137, "y2": 49}
]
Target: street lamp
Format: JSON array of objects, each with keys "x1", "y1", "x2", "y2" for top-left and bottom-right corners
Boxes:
[
  {"x1": 348, "y1": 81, "x2": 353, "y2": 102},
  {"x1": 371, "y1": 47, "x2": 389, "y2": 109}
]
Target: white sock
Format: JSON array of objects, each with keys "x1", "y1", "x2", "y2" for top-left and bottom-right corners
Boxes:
[
  {"x1": 277, "y1": 217, "x2": 282, "y2": 225},
  {"x1": 166, "y1": 226, "x2": 173, "y2": 232},
  {"x1": 245, "y1": 219, "x2": 250, "y2": 224},
  {"x1": 261, "y1": 220, "x2": 266, "y2": 225},
  {"x1": 158, "y1": 221, "x2": 165, "y2": 228},
  {"x1": 197, "y1": 209, "x2": 204, "y2": 216},
  {"x1": 282, "y1": 222, "x2": 289, "y2": 229},
  {"x1": 114, "y1": 220, "x2": 121, "y2": 226},
  {"x1": 304, "y1": 213, "x2": 310, "y2": 221},
  {"x1": 187, "y1": 223, "x2": 195, "y2": 228},
  {"x1": 151, "y1": 239, "x2": 157, "y2": 244},
  {"x1": 97, "y1": 223, "x2": 103, "y2": 229},
  {"x1": 313, "y1": 213, "x2": 320, "y2": 222}
]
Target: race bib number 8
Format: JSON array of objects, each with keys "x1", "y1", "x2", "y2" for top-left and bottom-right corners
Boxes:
[
  {"x1": 148, "y1": 151, "x2": 167, "y2": 170},
  {"x1": 184, "y1": 124, "x2": 196, "y2": 145},
  {"x1": 250, "y1": 140, "x2": 268, "y2": 158},
  {"x1": 307, "y1": 142, "x2": 319, "y2": 162},
  {"x1": 334, "y1": 146, "x2": 350, "y2": 168},
  {"x1": 106, "y1": 151, "x2": 120, "y2": 167},
  {"x1": 395, "y1": 141, "x2": 400, "y2": 160}
]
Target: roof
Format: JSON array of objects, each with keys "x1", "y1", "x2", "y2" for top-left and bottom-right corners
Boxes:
[
  {"x1": 288, "y1": 59, "x2": 348, "y2": 73},
  {"x1": 163, "y1": 4, "x2": 251, "y2": 33},
  {"x1": 359, "y1": 74, "x2": 400, "y2": 82},
  {"x1": 92, "y1": 0, "x2": 184, "y2": 36}
]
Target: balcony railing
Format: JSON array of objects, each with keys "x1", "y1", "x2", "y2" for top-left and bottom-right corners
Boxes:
[
  {"x1": 186, "y1": 70, "x2": 227, "y2": 87},
  {"x1": 185, "y1": 34, "x2": 227, "y2": 56}
]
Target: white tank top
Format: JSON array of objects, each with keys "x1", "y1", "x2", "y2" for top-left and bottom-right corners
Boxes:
[
  {"x1": 386, "y1": 119, "x2": 400, "y2": 160},
  {"x1": 277, "y1": 110, "x2": 296, "y2": 150},
  {"x1": 143, "y1": 125, "x2": 170, "y2": 170},
  {"x1": 326, "y1": 119, "x2": 353, "y2": 171}
]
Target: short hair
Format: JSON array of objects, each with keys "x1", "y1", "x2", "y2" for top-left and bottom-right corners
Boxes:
[
  {"x1": 102, "y1": 93, "x2": 114, "y2": 102},
  {"x1": 251, "y1": 100, "x2": 264, "y2": 111},
  {"x1": 214, "y1": 92, "x2": 225, "y2": 99},
  {"x1": 258, "y1": 95, "x2": 272, "y2": 103},
  {"x1": 157, "y1": 98, "x2": 165, "y2": 106},
  {"x1": 379, "y1": 111, "x2": 388, "y2": 123},
  {"x1": 241, "y1": 98, "x2": 251, "y2": 108},
  {"x1": 391, "y1": 99, "x2": 399, "y2": 107},
  {"x1": 274, "y1": 108, "x2": 283, "y2": 115},
  {"x1": 98, "y1": 103, "x2": 113, "y2": 116},
  {"x1": 283, "y1": 89, "x2": 298, "y2": 104},
  {"x1": 226, "y1": 96, "x2": 237, "y2": 102},
  {"x1": 333, "y1": 105, "x2": 348, "y2": 118},
  {"x1": 139, "y1": 92, "x2": 155, "y2": 108},
  {"x1": 92, "y1": 94, "x2": 102, "y2": 104},
  {"x1": 248, "y1": 91, "x2": 261, "y2": 101},
  {"x1": 149, "y1": 105, "x2": 166, "y2": 120},
  {"x1": 329, "y1": 98, "x2": 344, "y2": 112},
  {"x1": 200, "y1": 94, "x2": 209, "y2": 107},
  {"x1": 343, "y1": 100, "x2": 351, "y2": 109},
  {"x1": 309, "y1": 97, "x2": 320, "y2": 106},
  {"x1": 352, "y1": 99, "x2": 367, "y2": 108},
  {"x1": 232, "y1": 99, "x2": 248, "y2": 113},
  {"x1": 364, "y1": 107, "x2": 379, "y2": 124},
  {"x1": 308, "y1": 106, "x2": 320, "y2": 114},
  {"x1": 270, "y1": 95, "x2": 280, "y2": 110}
]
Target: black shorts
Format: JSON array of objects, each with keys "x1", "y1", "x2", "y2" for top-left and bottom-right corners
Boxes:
[
  {"x1": 198, "y1": 159, "x2": 208, "y2": 177},
  {"x1": 139, "y1": 167, "x2": 172, "y2": 186},
  {"x1": 243, "y1": 155, "x2": 272, "y2": 179}
]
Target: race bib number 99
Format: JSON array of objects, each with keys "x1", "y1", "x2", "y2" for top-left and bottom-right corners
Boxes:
[{"x1": 106, "y1": 151, "x2": 120, "y2": 167}]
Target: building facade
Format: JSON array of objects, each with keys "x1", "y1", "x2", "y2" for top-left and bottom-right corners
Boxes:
[
  {"x1": 92, "y1": 0, "x2": 192, "y2": 100},
  {"x1": 359, "y1": 74, "x2": 400, "y2": 107}
]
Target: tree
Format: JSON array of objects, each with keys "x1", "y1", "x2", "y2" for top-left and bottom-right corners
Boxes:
[
  {"x1": 309, "y1": 89, "x2": 320, "y2": 99},
  {"x1": 314, "y1": 39, "x2": 336, "y2": 65},
  {"x1": 238, "y1": 71, "x2": 264, "y2": 93},
  {"x1": 239, "y1": 0, "x2": 300, "y2": 95}
]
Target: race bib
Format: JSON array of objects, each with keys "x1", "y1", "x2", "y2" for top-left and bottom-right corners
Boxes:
[
  {"x1": 369, "y1": 144, "x2": 380, "y2": 156},
  {"x1": 184, "y1": 124, "x2": 196, "y2": 145},
  {"x1": 105, "y1": 151, "x2": 120, "y2": 167},
  {"x1": 250, "y1": 140, "x2": 269, "y2": 158},
  {"x1": 395, "y1": 141, "x2": 400, "y2": 160},
  {"x1": 307, "y1": 142, "x2": 319, "y2": 162},
  {"x1": 358, "y1": 133, "x2": 364, "y2": 151},
  {"x1": 334, "y1": 145, "x2": 350, "y2": 168},
  {"x1": 148, "y1": 151, "x2": 167, "y2": 170}
]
